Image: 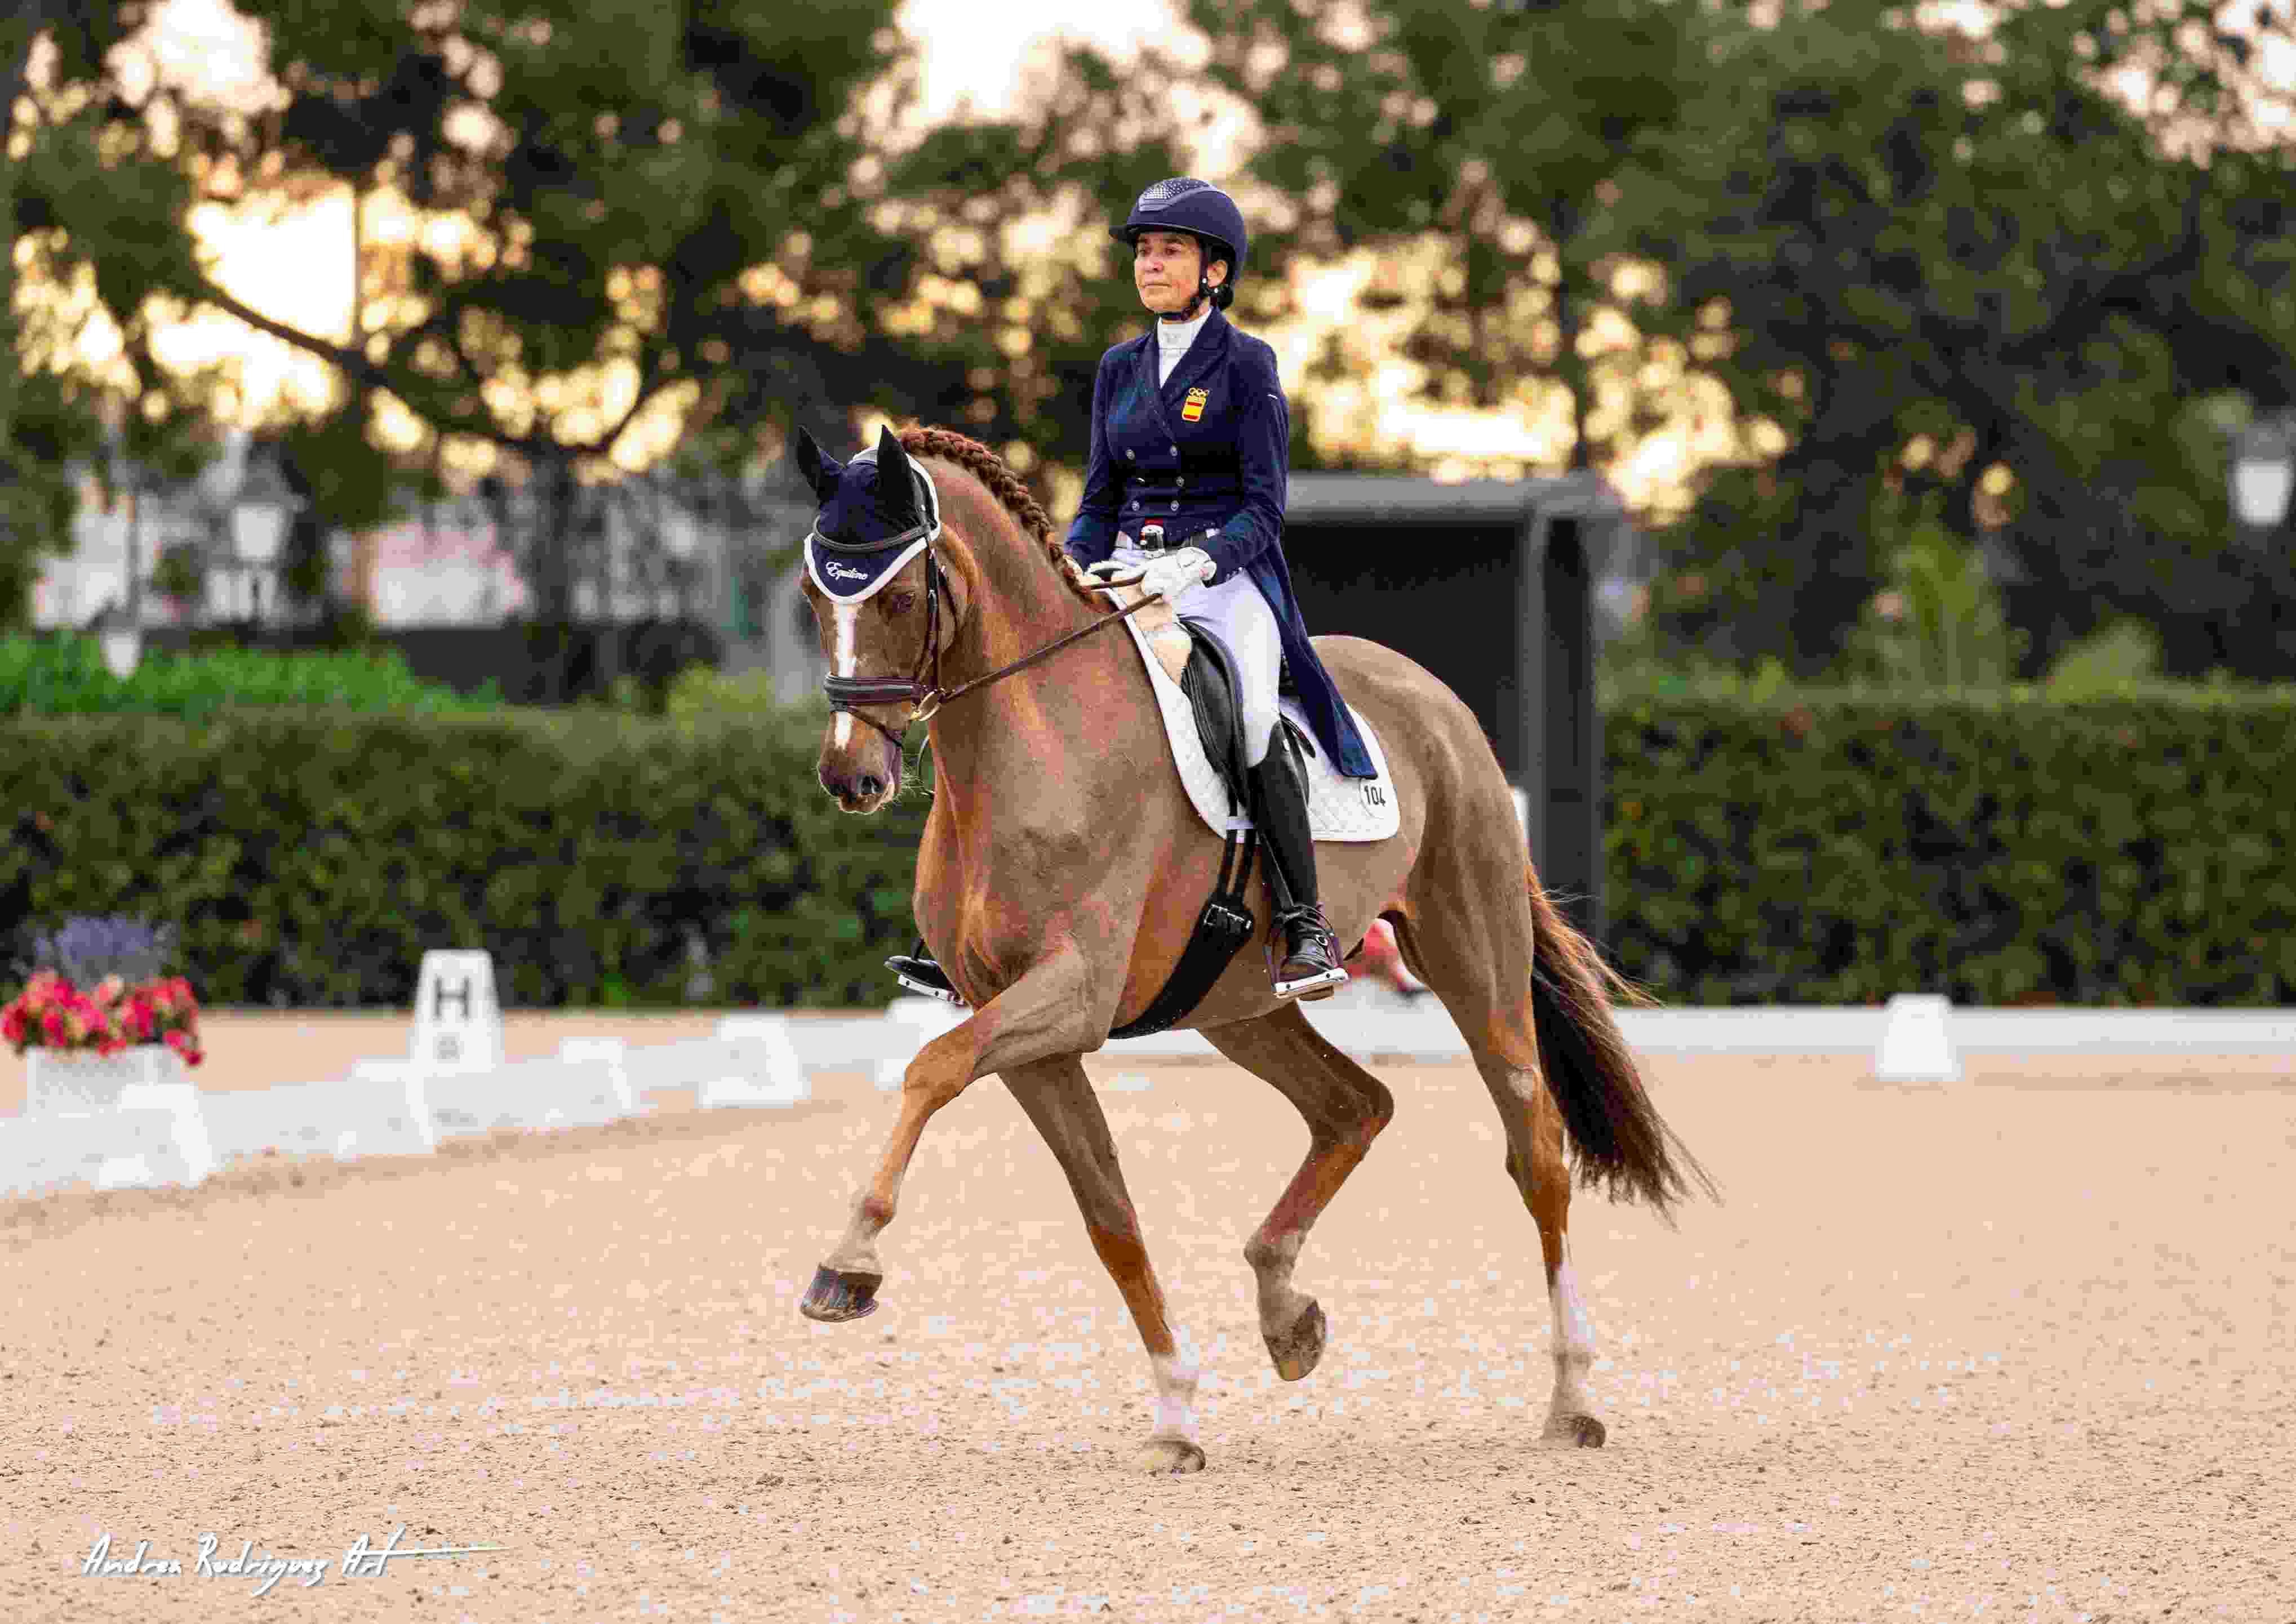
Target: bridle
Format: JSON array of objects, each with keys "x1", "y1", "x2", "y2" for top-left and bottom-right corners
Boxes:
[{"x1": 813, "y1": 497, "x2": 1158, "y2": 756}]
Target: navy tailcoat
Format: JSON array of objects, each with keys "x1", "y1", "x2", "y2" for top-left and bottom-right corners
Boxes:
[{"x1": 1063, "y1": 310, "x2": 1377, "y2": 780}]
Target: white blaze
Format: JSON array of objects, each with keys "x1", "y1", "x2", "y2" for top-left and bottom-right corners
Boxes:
[{"x1": 831, "y1": 602, "x2": 860, "y2": 749}]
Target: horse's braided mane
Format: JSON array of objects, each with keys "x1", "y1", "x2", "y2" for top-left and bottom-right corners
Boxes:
[{"x1": 897, "y1": 426, "x2": 1064, "y2": 570}]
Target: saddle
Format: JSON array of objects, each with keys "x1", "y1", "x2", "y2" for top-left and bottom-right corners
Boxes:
[
  {"x1": 1172, "y1": 619, "x2": 1267, "y2": 823},
  {"x1": 1178, "y1": 620, "x2": 1328, "y2": 821}
]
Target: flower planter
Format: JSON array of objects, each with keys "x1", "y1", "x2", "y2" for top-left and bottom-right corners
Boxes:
[
  {"x1": 16, "y1": 1045, "x2": 215, "y2": 1191},
  {"x1": 25, "y1": 1044, "x2": 187, "y2": 1116}
]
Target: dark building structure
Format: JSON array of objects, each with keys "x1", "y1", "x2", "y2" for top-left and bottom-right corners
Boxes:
[{"x1": 1282, "y1": 471, "x2": 1631, "y2": 946}]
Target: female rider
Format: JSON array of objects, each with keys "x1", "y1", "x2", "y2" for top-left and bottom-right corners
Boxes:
[{"x1": 891, "y1": 176, "x2": 1377, "y2": 1005}]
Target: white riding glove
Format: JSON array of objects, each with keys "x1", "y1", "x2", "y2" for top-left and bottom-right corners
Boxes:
[
  {"x1": 1084, "y1": 559, "x2": 1143, "y2": 589},
  {"x1": 1138, "y1": 546, "x2": 1217, "y2": 601}
]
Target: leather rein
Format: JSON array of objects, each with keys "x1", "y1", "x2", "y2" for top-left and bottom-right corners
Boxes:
[{"x1": 818, "y1": 539, "x2": 1156, "y2": 753}]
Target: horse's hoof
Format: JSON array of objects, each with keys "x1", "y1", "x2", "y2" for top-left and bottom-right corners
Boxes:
[
  {"x1": 798, "y1": 1265, "x2": 882, "y2": 1323},
  {"x1": 1134, "y1": 1438, "x2": 1207, "y2": 1475},
  {"x1": 1543, "y1": 1412, "x2": 1606, "y2": 1449},
  {"x1": 1266, "y1": 1299, "x2": 1326, "y2": 1382}
]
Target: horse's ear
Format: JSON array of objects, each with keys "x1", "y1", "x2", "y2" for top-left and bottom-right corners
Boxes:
[
  {"x1": 874, "y1": 426, "x2": 918, "y2": 522},
  {"x1": 794, "y1": 427, "x2": 841, "y2": 505}
]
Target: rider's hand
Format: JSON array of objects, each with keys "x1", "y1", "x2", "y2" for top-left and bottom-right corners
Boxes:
[
  {"x1": 1085, "y1": 559, "x2": 1143, "y2": 589},
  {"x1": 1138, "y1": 546, "x2": 1216, "y2": 602}
]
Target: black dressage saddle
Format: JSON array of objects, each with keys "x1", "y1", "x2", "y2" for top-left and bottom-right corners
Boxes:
[{"x1": 1174, "y1": 619, "x2": 1312, "y2": 811}]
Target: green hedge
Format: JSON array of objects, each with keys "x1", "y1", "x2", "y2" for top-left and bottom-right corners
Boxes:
[
  {"x1": 4, "y1": 691, "x2": 2291, "y2": 1007},
  {"x1": 1, "y1": 634, "x2": 500, "y2": 717},
  {"x1": 2, "y1": 704, "x2": 927, "y2": 1008},
  {"x1": 1604, "y1": 691, "x2": 2296, "y2": 1005}
]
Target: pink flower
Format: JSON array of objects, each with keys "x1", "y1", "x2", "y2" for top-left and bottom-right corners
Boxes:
[
  {"x1": 93, "y1": 975, "x2": 125, "y2": 1007},
  {"x1": 43, "y1": 1009, "x2": 67, "y2": 1044}
]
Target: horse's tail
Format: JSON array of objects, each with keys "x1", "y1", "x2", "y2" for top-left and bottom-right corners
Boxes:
[{"x1": 1524, "y1": 864, "x2": 1718, "y2": 1220}]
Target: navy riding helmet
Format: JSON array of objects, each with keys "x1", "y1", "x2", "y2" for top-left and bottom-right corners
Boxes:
[{"x1": 1112, "y1": 177, "x2": 1249, "y2": 312}]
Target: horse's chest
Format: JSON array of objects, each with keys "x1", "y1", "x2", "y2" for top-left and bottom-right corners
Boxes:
[{"x1": 917, "y1": 824, "x2": 1113, "y2": 965}]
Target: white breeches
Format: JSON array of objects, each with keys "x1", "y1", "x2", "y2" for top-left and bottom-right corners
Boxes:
[{"x1": 1112, "y1": 541, "x2": 1284, "y2": 766}]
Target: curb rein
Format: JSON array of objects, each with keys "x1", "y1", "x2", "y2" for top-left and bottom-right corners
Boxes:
[{"x1": 820, "y1": 538, "x2": 1160, "y2": 755}]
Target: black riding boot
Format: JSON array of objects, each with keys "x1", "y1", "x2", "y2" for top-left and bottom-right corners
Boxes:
[
  {"x1": 885, "y1": 939, "x2": 965, "y2": 1006},
  {"x1": 1249, "y1": 729, "x2": 1349, "y2": 1001}
]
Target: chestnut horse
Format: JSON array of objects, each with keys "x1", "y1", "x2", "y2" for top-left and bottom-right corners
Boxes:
[{"x1": 796, "y1": 425, "x2": 1711, "y2": 1473}]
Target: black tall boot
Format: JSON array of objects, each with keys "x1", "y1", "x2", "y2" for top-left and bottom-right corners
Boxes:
[{"x1": 1249, "y1": 728, "x2": 1349, "y2": 1002}]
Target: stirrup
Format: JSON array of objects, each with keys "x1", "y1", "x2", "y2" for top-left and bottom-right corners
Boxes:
[
  {"x1": 1271, "y1": 909, "x2": 1349, "y2": 1003},
  {"x1": 885, "y1": 944, "x2": 967, "y2": 1007}
]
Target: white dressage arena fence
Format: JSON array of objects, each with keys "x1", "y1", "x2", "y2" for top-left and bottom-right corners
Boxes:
[{"x1": 4, "y1": 946, "x2": 2290, "y2": 1202}]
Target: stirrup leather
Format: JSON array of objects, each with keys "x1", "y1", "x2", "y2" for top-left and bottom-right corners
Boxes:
[{"x1": 885, "y1": 941, "x2": 967, "y2": 1007}]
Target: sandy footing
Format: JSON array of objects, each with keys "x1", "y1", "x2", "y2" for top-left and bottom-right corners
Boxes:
[{"x1": 1, "y1": 1022, "x2": 2289, "y2": 1621}]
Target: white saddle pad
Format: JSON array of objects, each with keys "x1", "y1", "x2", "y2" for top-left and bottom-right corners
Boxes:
[{"x1": 1117, "y1": 608, "x2": 1401, "y2": 843}]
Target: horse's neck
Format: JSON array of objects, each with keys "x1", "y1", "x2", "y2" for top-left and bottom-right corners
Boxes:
[{"x1": 927, "y1": 544, "x2": 1155, "y2": 830}]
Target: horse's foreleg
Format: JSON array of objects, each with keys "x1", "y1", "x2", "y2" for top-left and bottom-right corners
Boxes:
[
  {"x1": 1002, "y1": 1055, "x2": 1205, "y2": 1475},
  {"x1": 1201, "y1": 1005, "x2": 1396, "y2": 1382},
  {"x1": 801, "y1": 942, "x2": 1113, "y2": 1324}
]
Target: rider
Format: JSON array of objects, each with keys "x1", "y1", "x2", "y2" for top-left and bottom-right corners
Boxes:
[{"x1": 890, "y1": 176, "x2": 1378, "y2": 1005}]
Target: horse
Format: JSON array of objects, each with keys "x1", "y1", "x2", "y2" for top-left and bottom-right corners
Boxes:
[{"x1": 792, "y1": 423, "x2": 1713, "y2": 1474}]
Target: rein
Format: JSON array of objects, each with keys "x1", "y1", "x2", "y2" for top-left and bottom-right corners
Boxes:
[{"x1": 823, "y1": 546, "x2": 1156, "y2": 751}]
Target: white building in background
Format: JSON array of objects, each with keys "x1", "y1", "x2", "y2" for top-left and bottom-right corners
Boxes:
[
  {"x1": 29, "y1": 452, "x2": 837, "y2": 698},
  {"x1": 34, "y1": 465, "x2": 738, "y2": 631}
]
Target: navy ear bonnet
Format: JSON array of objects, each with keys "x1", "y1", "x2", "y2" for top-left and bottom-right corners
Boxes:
[{"x1": 798, "y1": 430, "x2": 942, "y2": 604}]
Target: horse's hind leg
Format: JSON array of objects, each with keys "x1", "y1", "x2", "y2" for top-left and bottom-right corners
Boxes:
[
  {"x1": 1491, "y1": 1056, "x2": 1606, "y2": 1447},
  {"x1": 1200, "y1": 1005, "x2": 1396, "y2": 1382},
  {"x1": 1002, "y1": 1054, "x2": 1206, "y2": 1475},
  {"x1": 1392, "y1": 906, "x2": 1607, "y2": 1447}
]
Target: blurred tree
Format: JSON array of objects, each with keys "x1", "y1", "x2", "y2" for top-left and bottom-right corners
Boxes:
[
  {"x1": 853, "y1": 43, "x2": 1191, "y2": 500},
  {"x1": 3, "y1": 1, "x2": 221, "y2": 630},
  {"x1": 1611, "y1": 0, "x2": 2296, "y2": 677},
  {"x1": 1184, "y1": 0, "x2": 1700, "y2": 478},
  {"x1": 123, "y1": 0, "x2": 925, "y2": 663}
]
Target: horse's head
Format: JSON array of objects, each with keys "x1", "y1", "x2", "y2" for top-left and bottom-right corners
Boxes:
[{"x1": 796, "y1": 424, "x2": 970, "y2": 813}]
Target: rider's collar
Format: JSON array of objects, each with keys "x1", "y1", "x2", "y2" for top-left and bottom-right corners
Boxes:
[{"x1": 805, "y1": 452, "x2": 942, "y2": 604}]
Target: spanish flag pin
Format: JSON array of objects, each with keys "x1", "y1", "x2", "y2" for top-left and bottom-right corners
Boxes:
[{"x1": 1182, "y1": 386, "x2": 1208, "y2": 422}]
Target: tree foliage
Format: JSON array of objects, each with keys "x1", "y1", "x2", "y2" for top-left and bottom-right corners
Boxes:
[
  {"x1": 1609, "y1": 0, "x2": 2296, "y2": 675},
  {"x1": 3, "y1": 0, "x2": 221, "y2": 630},
  {"x1": 1185, "y1": 0, "x2": 1701, "y2": 474}
]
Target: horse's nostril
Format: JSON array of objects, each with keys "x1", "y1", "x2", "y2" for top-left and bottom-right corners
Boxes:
[{"x1": 858, "y1": 775, "x2": 885, "y2": 799}]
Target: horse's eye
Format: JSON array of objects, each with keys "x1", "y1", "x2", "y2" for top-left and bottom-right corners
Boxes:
[{"x1": 883, "y1": 590, "x2": 916, "y2": 615}]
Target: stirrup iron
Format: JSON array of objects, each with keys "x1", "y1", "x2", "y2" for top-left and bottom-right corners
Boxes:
[{"x1": 885, "y1": 941, "x2": 967, "y2": 1007}]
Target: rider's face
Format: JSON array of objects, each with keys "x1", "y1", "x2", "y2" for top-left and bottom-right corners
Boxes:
[{"x1": 1133, "y1": 230, "x2": 1224, "y2": 317}]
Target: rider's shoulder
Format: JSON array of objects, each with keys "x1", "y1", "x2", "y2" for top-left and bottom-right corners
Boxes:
[
  {"x1": 1098, "y1": 333, "x2": 1151, "y2": 373},
  {"x1": 1228, "y1": 329, "x2": 1284, "y2": 390}
]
